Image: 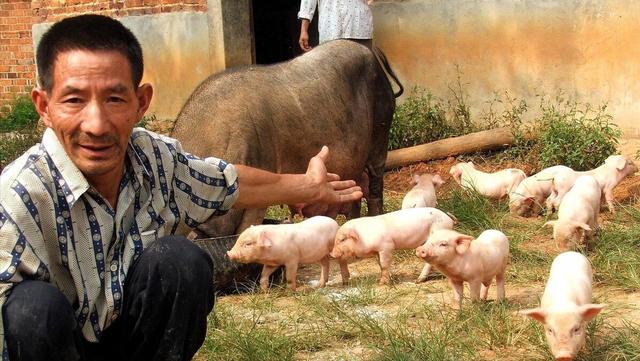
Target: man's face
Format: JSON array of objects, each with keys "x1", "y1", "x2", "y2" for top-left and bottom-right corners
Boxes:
[{"x1": 32, "y1": 49, "x2": 152, "y2": 182}]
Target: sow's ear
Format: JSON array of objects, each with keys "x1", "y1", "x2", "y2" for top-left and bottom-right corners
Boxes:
[
  {"x1": 258, "y1": 231, "x2": 273, "y2": 248},
  {"x1": 454, "y1": 235, "x2": 474, "y2": 254},
  {"x1": 578, "y1": 304, "x2": 605, "y2": 321},
  {"x1": 518, "y1": 308, "x2": 546, "y2": 324}
]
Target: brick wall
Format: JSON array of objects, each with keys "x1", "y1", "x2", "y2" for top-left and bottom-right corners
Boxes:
[
  {"x1": 0, "y1": 0, "x2": 35, "y2": 113},
  {"x1": 0, "y1": 0, "x2": 207, "y2": 114}
]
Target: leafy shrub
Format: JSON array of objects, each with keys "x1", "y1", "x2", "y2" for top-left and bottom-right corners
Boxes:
[
  {"x1": 535, "y1": 96, "x2": 620, "y2": 171},
  {"x1": 388, "y1": 87, "x2": 456, "y2": 151},
  {"x1": 0, "y1": 95, "x2": 39, "y2": 132},
  {"x1": 0, "y1": 131, "x2": 42, "y2": 171},
  {"x1": 0, "y1": 96, "x2": 42, "y2": 171}
]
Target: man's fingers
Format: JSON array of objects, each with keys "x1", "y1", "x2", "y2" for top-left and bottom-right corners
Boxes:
[
  {"x1": 327, "y1": 172, "x2": 341, "y2": 182},
  {"x1": 314, "y1": 145, "x2": 329, "y2": 162},
  {"x1": 337, "y1": 189, "x2": 363, "y2": 203},
  {"x1": 335, "y1": 185, "x2": 362, "y2": 196},
  {"x1": 329, "y1": 179, "x2": 356, "y2": 191}
]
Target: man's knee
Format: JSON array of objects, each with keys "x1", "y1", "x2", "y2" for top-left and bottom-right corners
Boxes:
[
  {"x1": 141, "y1": 235, "x2": 214, "y2": 286},
  {"x1": 3, "y1": 280, "x2": 77, "y2": 347}
]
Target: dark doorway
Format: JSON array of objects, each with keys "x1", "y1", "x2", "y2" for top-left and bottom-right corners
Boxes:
[{"x1": 251, "y1": 0, "x2": 319, "y2": 65}]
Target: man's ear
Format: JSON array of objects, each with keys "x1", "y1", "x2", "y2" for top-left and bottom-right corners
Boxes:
[
  {"x1": 518, "y1": 308, "x2": 546, "y2": 324},
  {"x1": 135, "y1": 83, "x2": 154, "y2": 119},
  {"x1": 455, "y1": 235, "x2": 474, "y2": 254},
  {"x1": 31, "y1": 87, "x2": 50, "y2": 127}
]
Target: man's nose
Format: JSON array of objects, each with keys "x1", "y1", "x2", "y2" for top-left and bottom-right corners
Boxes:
[{"x1": 81, "y1": 100, "x2": 110, "y2": 136}]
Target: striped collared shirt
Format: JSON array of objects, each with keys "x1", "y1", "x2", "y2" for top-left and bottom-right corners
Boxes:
[
  {"x1": 298, "y1": 0, "x2": 373, "y2": 44},
  {"x1": 0, "y1": 127, "x2": 238, "y2": 358}
]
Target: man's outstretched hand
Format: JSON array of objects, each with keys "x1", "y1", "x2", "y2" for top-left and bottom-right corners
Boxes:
[{"x1": 305, "y1": 146, "x2": 363, "y2": 205}]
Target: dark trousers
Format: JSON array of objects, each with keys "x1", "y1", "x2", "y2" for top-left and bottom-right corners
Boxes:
[{"x1": 3, "y1": 236, "x2": 215, "y2": 361}]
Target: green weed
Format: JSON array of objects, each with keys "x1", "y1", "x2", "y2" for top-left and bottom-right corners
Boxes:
[
  {"x1": 388, "y1": 86, "x2": 453, "y2": 151},
  {"x1": 0, "y1": 95, "x2": 39, "y2": 132},
  {"x1": 535, "y1": 95, "x2": 620, "y2": 171}
]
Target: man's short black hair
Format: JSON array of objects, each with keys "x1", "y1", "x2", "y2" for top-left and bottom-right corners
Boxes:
[{"x1": 36, "y1": 14, "x2": 144, "y2": 92}]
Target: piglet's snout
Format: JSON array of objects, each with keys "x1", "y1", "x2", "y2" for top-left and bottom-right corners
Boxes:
[
  {"x1": 415, "y1": 247, "x2": 429, "y2": 259},
  {"x1": 555, "y1": 356, "x2": 573, "y2": 361}
]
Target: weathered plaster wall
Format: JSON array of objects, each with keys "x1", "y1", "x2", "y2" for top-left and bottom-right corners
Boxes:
[
  {"x1": 32, "y1": 12, "x2": 215, "y2": 120},
  {"x1": 372, "y1": 0, "x2": 640, "y2": 137},
  {"x1": 0, "y1": 0, "x2": 208, "y2": 115},
  {"x1": 29, "y1": 0, "x2": 253, "y2": 121}
]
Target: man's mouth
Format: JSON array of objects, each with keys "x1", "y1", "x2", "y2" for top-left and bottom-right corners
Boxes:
[{"x1": 78, "y1": 143, "x2": 116, "y2": 158}]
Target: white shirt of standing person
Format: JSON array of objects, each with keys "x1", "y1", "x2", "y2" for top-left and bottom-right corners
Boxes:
[{"x1": 298, "y1": 0, "x2": 373, "y2": 50}]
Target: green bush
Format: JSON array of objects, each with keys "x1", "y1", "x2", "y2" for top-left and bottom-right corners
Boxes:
[
  {"x1": 388, "y1": 87, "x2": 456, "y2": 151},
  {"x1": 0, "y1": 96, "x2": 42, "y2": 171},
  {"x1": 0, "y1": 131, "x2": 42, "y2": 170},
  {"x1": 0, "y1": 95, "x2": 39, "y2": 132},
  {"x1": 535, "y1": 96, "x2": 620, "y2": 171}
]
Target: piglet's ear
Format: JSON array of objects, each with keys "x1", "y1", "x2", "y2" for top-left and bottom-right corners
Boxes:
[
  {"x1": 411, "y1": 174, "x2": 420, "y2": 185},
  {"x1": 348, "y1": 228, "x2": 361, "y2": 242},
  {"x1": 258, "y1": 231, "x2": 273, "y2": 248},
  {"x1": 523, "y1": 196, "x2": 535, "y2": 204},
  {"x1": 432, "y1": 174, "x2": 445, "y2": 187},
  {"x1": 454, "y1": 235, "x2": 474, "y2": 254},
  {"x1": 579, "y1": 304, "x2": 605, "y2": 321},
  {"x1": 573, "y1": 222, "x2": 592, "y2": 231},
  {"x1": 607, "y1": 156, "x2": 627, "y2": 171},
  {"x1": 518, "y1": 308, "x2": 546, "y2": 324},
  {"x1": 543, "y1": 221, "x2": 556, "y2": 228}
]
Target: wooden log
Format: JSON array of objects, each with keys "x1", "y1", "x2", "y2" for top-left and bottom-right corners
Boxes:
[{"x1": 385, "y1": 127, "x2": 517, "y2": 169}]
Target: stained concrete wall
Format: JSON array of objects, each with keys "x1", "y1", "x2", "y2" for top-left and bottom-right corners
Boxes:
[{"x1": 372, "y1": 0, "x2": 640, "y2": 137}]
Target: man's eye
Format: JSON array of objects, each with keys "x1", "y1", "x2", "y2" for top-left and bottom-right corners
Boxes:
[
  {"x1": 64, "y1": 97, "x2": 82, "y2": 104},
  {"x1": 108, "y1": 96, "x2": 125, "y2": 103}
]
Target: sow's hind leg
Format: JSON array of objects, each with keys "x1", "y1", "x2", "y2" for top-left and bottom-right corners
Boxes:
[{"x1": 366, "y1": 164, "x2": 384, "y2": 216}]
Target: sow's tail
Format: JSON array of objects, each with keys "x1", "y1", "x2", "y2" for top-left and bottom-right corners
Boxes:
[{"x1": 373, "y1": 46, "x2": 404, "y2": 98}]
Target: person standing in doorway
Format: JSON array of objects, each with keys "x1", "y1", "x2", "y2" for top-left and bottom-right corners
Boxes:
[{"x1": 298, "y1": 0, "x2": 373, "y2": 51}]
